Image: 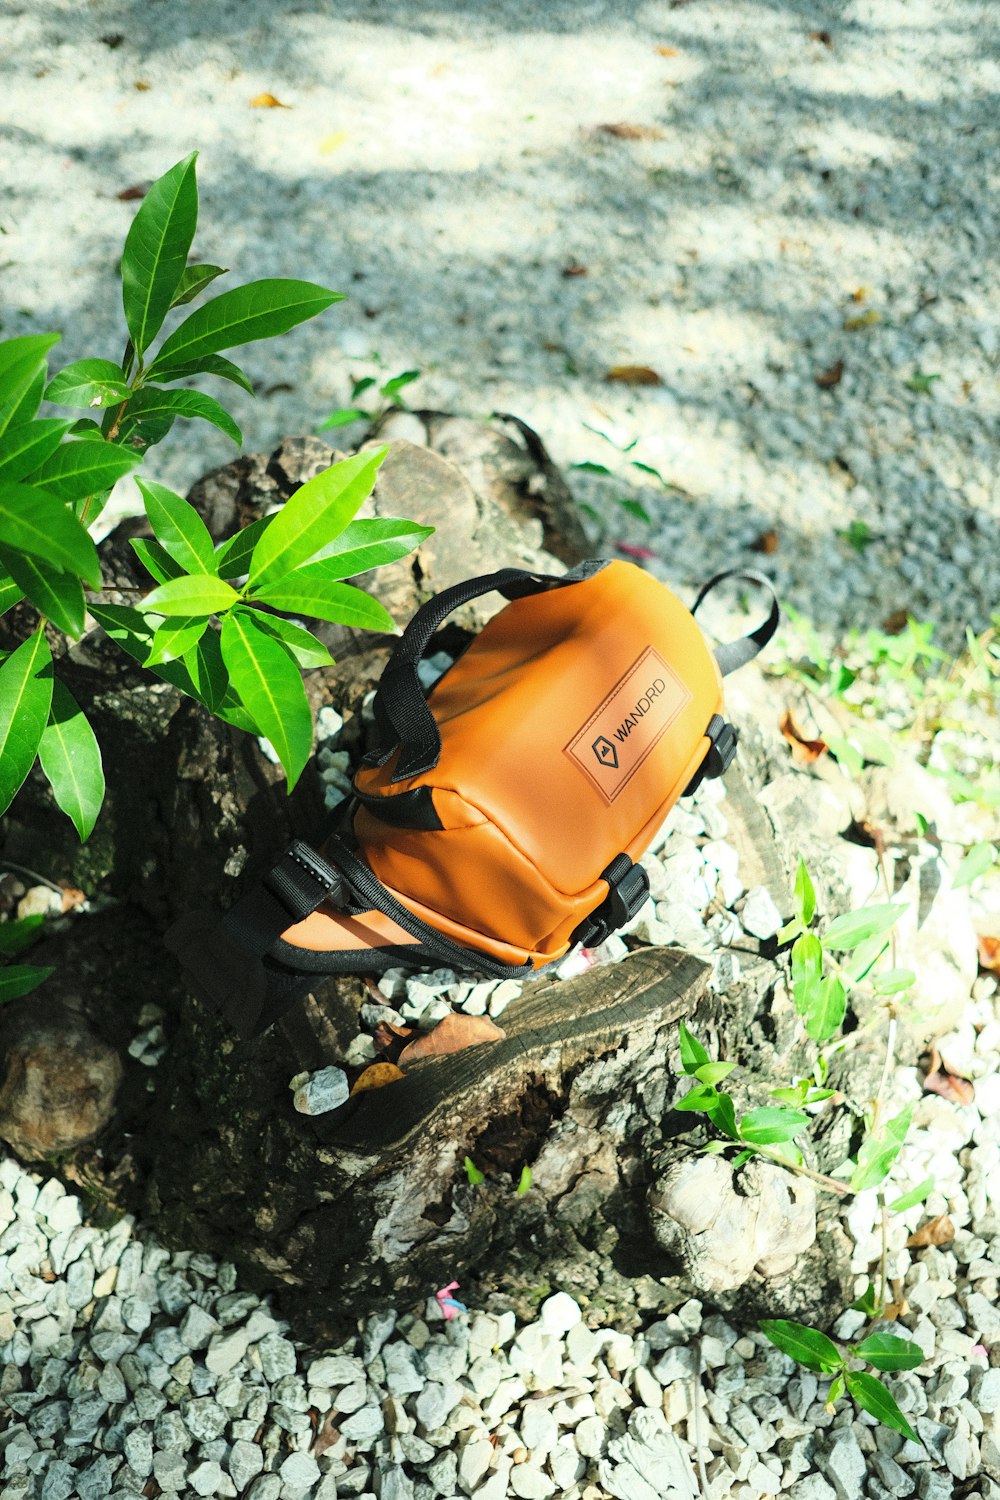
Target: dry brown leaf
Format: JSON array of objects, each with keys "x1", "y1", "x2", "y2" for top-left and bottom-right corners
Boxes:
[
  {"x1": 844, "y1": 309, "x2": 880, "y2": 331},
  {"x1": 750, "y1": 528, "x2": 779, "y2": 555},
  {"x1": 924, "y1": 1045, "x2": 975, "y2": 1107},
  {"x1": 605, "y1": 365, "x2": 664, "y2": 386},
  {"x1": 562, "y1": 263, "x2": 588, "y2": 278},
  {"x1": 372, "y1": 1021, "x2": 413, "y2": 1062},
  {"x1": 809, "y1": 29, "x2": 833, "y2": 46},
  {"x1": 398, "y1": 1012, "x2": 505, "y2": 1067},
  {"x1": 117, "y1": 184, "x2": 147, "y2": 201},
  {"x1": 59, "y1": 885, "x2": 86, "y2": 913},
  {"x1": 251, "y1": 91, "x2": 291, "y2": 109},
  {"x1": 134, "y1": 81, "x2": 151, "y2": 91},
  {"x1": 881, "y1": 608, "x2": 909, "y2": 635},
  {"x1": 851, "y1": 287, "x2": 869, "y2": 303},
  {"x1": 906, "y1": 1213, "x2": 955, "y2": 1249},
  {"x1": 312, "y1": 1409, "x2": 341, "y2": 1458},
  {"x1": 351, "y1": 1062, "x2": 405, "y2": 1095},
  {"x1": 815, "y1": 360, "x2": 844, "y2": 389},
  {"x1": 977, "y1": 934, "x2": 1000, "y2": 972},
  {"x1": 779, "y1": 709, "x2": 828, "y2": 765},
  {"x1": 655, "y1": 45, "x2": 680, "y2": 56},
  {"x1": 598, "y1": 123, "x2": 665, "y2": 141}
]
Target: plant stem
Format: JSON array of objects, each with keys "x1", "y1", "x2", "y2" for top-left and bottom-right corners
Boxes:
[
  {"x1": 878, "y1": 1191, "x2": 889, "y2": 1315},
  {"x1": 0, "y1": 862, "x2": 64, "y2": 895},
  {"x1": 692, "y1": 1341, "x2": 710, "y2": 1499},
  {"x1": 752, "y1": 1145, "x2": 851, "y2": 1198}
]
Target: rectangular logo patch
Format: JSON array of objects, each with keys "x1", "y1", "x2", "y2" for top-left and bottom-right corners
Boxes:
[{"x1": 564, "y1": 646, "x2": 692, "y2": 803}]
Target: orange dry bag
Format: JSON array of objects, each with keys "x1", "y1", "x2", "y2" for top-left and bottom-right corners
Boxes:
[{"x1": 167, "y1": 561, "x2": 778, "y2": 1036}]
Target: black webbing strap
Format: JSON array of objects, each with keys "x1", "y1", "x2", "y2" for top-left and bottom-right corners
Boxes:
[
  {"x1": 368, "y1": 561, "x2": 607, "y2": 782},
  {"x1": 691, "y1": 569, "x2": 780, "y2": 677}
]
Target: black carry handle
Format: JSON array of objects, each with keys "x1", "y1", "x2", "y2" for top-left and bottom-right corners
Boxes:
[
  {"x1": 691, "y1": 569, "x2": 780, "y2": 677},
  {"x1": 368, "y1": 560, "x2": 607, "y2": 782}
]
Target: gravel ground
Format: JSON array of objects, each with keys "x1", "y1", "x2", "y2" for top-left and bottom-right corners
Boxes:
[{"x1": 2, "y1": 0, "x2": 1000, "y2": 644}]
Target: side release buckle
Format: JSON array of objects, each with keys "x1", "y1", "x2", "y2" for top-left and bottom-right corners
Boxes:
[
  {"x1": 683, "y1": 714, "x2": 739, "y2": 797},
  {"x1": 575, "y1": 854, "x2": 650, "y2": 949}
]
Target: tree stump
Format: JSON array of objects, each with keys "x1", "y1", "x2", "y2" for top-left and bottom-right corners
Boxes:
[{"x1": 0, "y1": 418, "x2": 857, "y2": 1344}]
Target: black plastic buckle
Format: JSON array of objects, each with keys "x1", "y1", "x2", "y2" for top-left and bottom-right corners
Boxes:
[
  {"x1": 263, "y1": 840, "x2": 345, "y2": 919},
  {"x1": 576, "y1": 854, "x2": 650, "y2": 948},
  {"x1": 683, "y1": 714, "x2": 739, "y2": 796}
]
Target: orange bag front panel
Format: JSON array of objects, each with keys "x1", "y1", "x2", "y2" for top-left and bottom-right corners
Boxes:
[{"x1": 351, "y1": 562, "x2": 723, "y2": 963}]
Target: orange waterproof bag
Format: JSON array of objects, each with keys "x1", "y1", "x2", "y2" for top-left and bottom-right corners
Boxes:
[{"x1": 167, "y1": 561, "x2": 777, "y2": 1036}]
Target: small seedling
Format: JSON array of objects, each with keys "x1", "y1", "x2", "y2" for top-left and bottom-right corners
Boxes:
[
  {"x1": 464, "y1": 1156, "x2": 485, "y2": 1186},
  {"x1": 759, "y1": 1320, "x2": 923, "y2": 1443}
]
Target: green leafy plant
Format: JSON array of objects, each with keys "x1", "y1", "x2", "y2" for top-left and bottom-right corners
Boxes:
[
  {"x1": 0, "y1": 152, "x2": 430, "y2": 843},
  {"x1": 0, "y1": 913, "x2": 53, "y2": 1004},
  {"x1": 464, "y1": 1156, "x2": 485, "y2": 1186},
  {"x1": 760, "y1": 1320, "x2": 922, "y2": 1443},
  {"x1": 318, "y1": 368, "x2": 422, "y2": 430}
]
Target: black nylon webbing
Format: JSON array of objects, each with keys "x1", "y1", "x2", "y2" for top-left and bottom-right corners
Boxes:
[{"x1": 691, "y1": 569, "x2": 780, "y2": 677}]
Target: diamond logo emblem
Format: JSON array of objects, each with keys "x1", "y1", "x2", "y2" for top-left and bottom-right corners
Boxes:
[{"x1": 592, "y1": 735, "x2": 619, "y2": 770}]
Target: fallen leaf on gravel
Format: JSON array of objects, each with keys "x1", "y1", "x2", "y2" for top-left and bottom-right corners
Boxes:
[
  {"x1": 251, "y1": 92, "x2": 291, "y2": 108},
  {"x1": 598, "y1": 123, "x2": 665, "y2": 141},
  {"x1": 562, "y1": 263, "x2": 588, "y2": 277},
  {"x1": 809, "y1": 29, "x2": 833, "y2": 45},
  {"x1": 815, "y1": 360, "x2": 844, "y2": 389},
  {"x1": 372, "y1": 1021, "x2": 413, "y2": 1062},
  {"x1": 605, "y1": 365, "x2": 663, "y2": 385},
  {"x1": 134, "y1": 81, "x2": 151, "y2": 91},
  {"x1": 655, "y1": 46, "x2": 680, "y2": 56},
  {"x1": 881, "y1": 608, "x2": 909, "y2": 635},
  {"x1": 977, "y1": 934, "x2": 1000, "y2": 972},
  {"x1": 351, "y1": 1063, "x2": 404, "y2": 1094},
  {"x1": 116, "y1": 184, "x2": 148, "y2": 201},
  {"x1": 844, "y1": 309, "x2": 880, "y2": 331},
  {"x1": 750, "y1": 528, "x2": 779, "y2": 554},
  {"x1": 779, "y1": 709, "x2": 828, "y2": 765},
  {"x1": 59, "y1": 885, "x2": 86, "y2": 913},
  {"x1": 312, "y1": 1410, "x2": 341, "y2": 1457},
  {"x1": 906, "y1": 1214, "x2": 955, "y2": 1248},
  {"x1": 398, "y1": 1013, "x2": 505, "y2": 1067},
  {"x1": 924, "y1": 1044, "x2": 975, "y2": 1107},
  {"x1": 100, "y1": 32, "x2": 125, "y2": 48}
]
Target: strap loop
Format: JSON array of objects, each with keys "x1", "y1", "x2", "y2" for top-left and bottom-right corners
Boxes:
[{"x1": 691, "y1": 569, "x2": 780, "y2": 677}]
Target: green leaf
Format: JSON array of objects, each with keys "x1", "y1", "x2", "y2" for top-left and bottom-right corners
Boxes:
[
  {"x1": 121, "y1": 151, "x2": 199, "y2": 355},
  {"x1": 0, "y1": 419, "x2": 76, "y2": 481},
  {"x1": 247, "y1": 447, "x2": 387, "y2": 587},
  {"x1": 707, "y1": 1091, "x2": 738, "y2": 1139},
  {"x1": 168, "y1": 262, "x2": 228, "y2": 309},
  {"x1": 805, "y1": 975, "x2": 847, "y2": 1043},
  {"x1": 731, "y1": 1148, "x2": 756, "y2": 1168},
  {"x1": 250, "y1": 577, "x2": 396, "y2": 633},
  {"x1": 464, "y1": 1156, "x2": 485, "y2": 1186},
  {"x1": 0, "y1": 627, "x2": 53, "y2": 816},
  {"x1": 826, "y1": 733, "x2": 864, "y2": 778},
  {"x1": 0, "y1": 914, "x2": 44, "y2": 956},
  {"x1": 120, "y1": 387, "x2": 242, "y2": 447},
  {"x1": 767, "y1": 1137, "x2": 804, "y2": 1167},
  {"x1": 213, "y1": 520, "x2": 274, "y2": 584},
  {"x1": 794, "y1": 858, "x2": 817, "y2": 925},
  {"x1": 770, "y1": 1084, "x2": 807, "y2": 1107},
  {"x1": 695, "y1": 1061, "x2": 736, "y2": 1087},
  {"x1": 678, "y1": 1020, "x2": 711, "y2": 1075},
  {"x1": 148, "y1": 352, "x2": 255, "y2": 397},
  {"x1": 145, "y1": 616, "x2": 209, "y2": 667},
  {"x1": 380, "y1": 368, "x2": 421, "y2": 399},
  {"x1": 0, "y1": 481, "x2": 101, "y2": 586},
  {"x1": 351, "y1": 377, "x2": 377, "y2": 400},
  {"x1": 249, "y1": 611, "x2": 334, "y2": 669},
  {"x1": 850, "y1": 1281, "x2": 881, "y2": 1318},
  {"x1": 791, "y1": 933, "x2": 823, "y2": 988},
  {"x1": 823, "y1": 904, "x2": 907, "y2": 951},
  {"x1": 674, "y1": 1082, "x2": 718, "y2": 1112},
  {"x1": 740, "y1": 1107, "x2": 810, "y2": 1145},
  {"x1": 631, "y1": 460, "x2": 668, "y2": 484},
  {"x1": 181, "y1": 628, "x2": 229, "y2": 712},
  {"x1": 619, "y1": 498, "x2": 651, "y2": 524},
  {"x1": 854, "y1": 1333, "x2": 924, "y2": 1372},
  {"x1": 130, "y1": 537, "x2": 185, "y2": 585},
  {"x1": 38, "y1": 678, "x2": 105, "y2": 841},
  {"x1": 44, "y1": 359, "x2": 132, "y2": 410},
  {"x1": 850, "y1": 1106, "x2": 912, "y2": 1193},
  {"x1": 0, "y1": 571, "x2": 24, "y2": 617},
  {"x1": 758, "y1": 1320, "x2": 843, "y2": 1374},
  {"x1": 571, "y1": 461, "x2": 612, "y2": 476},
  {"x1": 0, "y1": 334, "x2": 60, "y2": 438},
  {"x1": 304, "y1": 517, "x2": 435, "y2": 577},
  {"x1": 872, "y1": 968, "x2": 916, "y2": 996},
  {"x1": 887, "y1": 1177, "x2": 934, "y2": 1214},
  {"x1": 138, "y1": 479, "x2": 217, "y2": 575},
  {"x1": 220, "y1": 608, "x2": 312, "y2": 789},
  {"x1": 148, "y1": 278, "x2": 345, "y2": 372},
  {"x1": 841, "y1": 934, "x2": 890, "y2": 985},
  {"x1": 142, "y1": 575, "x2": 240, "y2": 618},
  {"x1": 952, "y1": 841, "x2": 998, "y2": 889},
  {"x1": 845, "y1": 1371, "x2": 921, "y2": 1445},
  {"x1": 826, "y1": 1372, "x2": 846, "y2": 1406},
  {"x1": 516, "y1": 1165, "x2": 532, "y2": 1194},
  {"x1": 317, "y1": 407, "x2": 368, "y2": 431},
  {"x1": 26, "y1": 440, "x2": 139, "y2": 509},
  {"x1": 0, "y1": 546, "x2": 85, "y2": 636},
  {"x1": 0, "y1": 965, "x2": 55, "y2": 1004}
]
